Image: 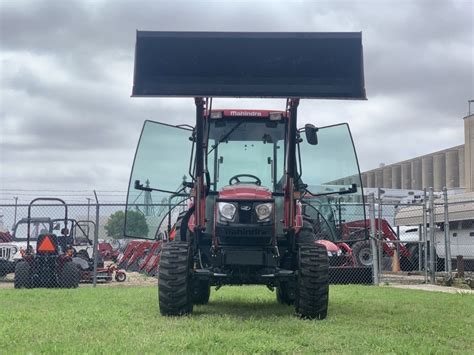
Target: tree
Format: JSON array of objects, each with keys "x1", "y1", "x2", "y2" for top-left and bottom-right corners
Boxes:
[{"x1": 105, "y1": 210, "x2": 149, "y2": 239}]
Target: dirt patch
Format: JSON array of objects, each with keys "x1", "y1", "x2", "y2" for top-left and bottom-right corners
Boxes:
[
  {"x1": 81, "y1": 271, "x2": 157, "y2": 288},
  {"x1": 385, "y1": 283, "x2": 474, "y2": 294}
]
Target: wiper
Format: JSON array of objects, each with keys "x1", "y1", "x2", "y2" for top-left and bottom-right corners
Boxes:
[
  {"x1": 303, "y1": 183, "x2": 358, "y2": 198},
  {"x1": 207, "y1": 121, "x2": 244, "y2": 156}
]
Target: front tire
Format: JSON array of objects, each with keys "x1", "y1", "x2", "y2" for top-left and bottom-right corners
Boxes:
[
  {"x1": 295, "y1": 244, "x2": 329, "y2": 320},
  {"x1": 158, "y1": 241, "x2": 193, "y2": 316},
  {"x1": 115, "y1": 272, "x2": 127, "y2": 282},
  {"x1": 352, "y1": 240, "x2": 373, "y2": 267},
  {"x1": 14, "y1": 261, "x2": 32, "y2": 289}
]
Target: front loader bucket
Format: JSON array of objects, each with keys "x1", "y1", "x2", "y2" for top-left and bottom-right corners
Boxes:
[
  {"x1": 329, "y1": 266, "x2": 373, "y2": 285},
  {"x1": 133, "y1": 31, "x2": 366, "y2": 99}
]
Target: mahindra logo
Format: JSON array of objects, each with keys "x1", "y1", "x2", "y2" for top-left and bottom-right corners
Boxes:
[
  {"x1": 229, "y1": 111, "x2": 262, "y2": 117},
  {"x1": 240, "y1": 205, "x2": 251, "y2": 211}
]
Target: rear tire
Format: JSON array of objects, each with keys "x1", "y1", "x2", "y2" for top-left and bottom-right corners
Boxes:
[
  {"x1": 58, "y1": 261, "x2": 80, "y2": 288},
  {"x1": 298, "y1": 218, "x2": 318, "y2": 244},
  {"x1": 173, "y1": 208, "x2": 194, "y2": 242},
  {"x1": 192, "y1": 280, "x2": 211, "y2": 305},
  {"x1": 14, "y1": 261, "x2": 32, "y2": 289},
  {"x1": 159, "y1": 241, "x2": 193, "y2": 316},
  {"x1": 295, "y1": 244, "x2": 329, "y2": 320},
  {"x1": 276, "y1": 281, "x2": 296, "y2": 305}
]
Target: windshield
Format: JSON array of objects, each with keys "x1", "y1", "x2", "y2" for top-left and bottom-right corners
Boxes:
[
  {"x1": 13, "y1": 220, "x2": 53, "y2": 241},
  {"x1": 207, "y1": 119, "x2": 286, "y2": 191}
]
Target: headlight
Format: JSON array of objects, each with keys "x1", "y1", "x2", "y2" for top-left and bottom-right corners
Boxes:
[
  {"x1": 11, "y1": 246, "x2": 18, "y2": 255},
  {"x1": 218, "y1": 202, "x2": 237, "y2": 221},
  {"x1": 255, "y1": 203, "x2": 272, "y2": 221},
  {"x1": 327, "y1": 250, "x2": 342, "y2": 257}
]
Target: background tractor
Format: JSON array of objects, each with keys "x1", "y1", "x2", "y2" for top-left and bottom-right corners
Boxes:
[
  {"x1": 14, "y1": 198, "x2": 79, "y2": 288},
  {"x1": 124, "y1": 31, "x2": 368, "y2": 319}
]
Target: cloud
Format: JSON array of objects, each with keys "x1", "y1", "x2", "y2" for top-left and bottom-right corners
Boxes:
[{"x1": 0, "y1": 0, "x2": 472, "y2": 197}]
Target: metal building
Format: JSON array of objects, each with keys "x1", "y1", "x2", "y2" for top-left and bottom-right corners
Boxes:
[{"x1": 361, "y1": 113, "x2": 474, "y2": 192}]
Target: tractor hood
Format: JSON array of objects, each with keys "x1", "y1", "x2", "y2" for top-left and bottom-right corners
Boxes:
[{"x1": 218, "y1": 185, "x2": 272, "y2": 200}]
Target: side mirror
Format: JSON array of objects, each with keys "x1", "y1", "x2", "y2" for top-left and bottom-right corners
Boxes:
[
  {"x1": 305, "y1": 124, "x2": 318, "y2": 145},
  {"x1": 339, "y1": 183, "x2": 358, "y2": 195},
  {"x1": 135, "y1": 180, "x2": 153, "y2": 192}
]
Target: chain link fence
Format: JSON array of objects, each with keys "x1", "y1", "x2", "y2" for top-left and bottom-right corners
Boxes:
[
  {"x1": 0, "y1": 202, "x2": 180, "y2": 288},
  {"x1": 368, "y1": 189, "x2": 474, "y2": 287},
  {"x1": 1, "y1": 190, "x2": 473, "y2": 289}
]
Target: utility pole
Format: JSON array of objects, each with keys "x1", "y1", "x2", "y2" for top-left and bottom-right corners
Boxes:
[
  {"x1": 86, "y1": 197, "x2": 91, "y2": 235},
  {"x1": 12, "y1": 196, "x2": 18, "y2": 229},
  {"x1": 93, "y1": 190, "x2": 99, "y2": 287},
  {"x1": 144, "y1": 179, "x2": 153, "y2": 216}
]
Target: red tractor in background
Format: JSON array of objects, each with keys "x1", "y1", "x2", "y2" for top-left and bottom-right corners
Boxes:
[
  {"x1": 98, "y1": 242, "x2": 120, "y2": 261},
  {"x1": 124, "y1": 31, "x2": 368, "y2": 319},
  {"x1": 342, "y1": 218, "x2": 414, "y2": 270},
  {"x1": 114, "y1": 240, "x2": 162, "y2": 276}
]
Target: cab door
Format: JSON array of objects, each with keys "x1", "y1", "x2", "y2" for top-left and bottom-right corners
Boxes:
[
  {"x1": 124, "y1": 120, "x2": 194, "y2": 239},
  {"x1": 298, "y1": 123, "x2": 366, "y2": 243}
]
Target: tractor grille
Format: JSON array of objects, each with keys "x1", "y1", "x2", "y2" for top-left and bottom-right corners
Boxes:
[
  {"x1": 216, "y1": 200, "x2": 274, "y2": 246},
  {"x1": 0, "y1": 246, "x2": 12, "y2": 260},
  {"x1": 238, "y1": 203, "x2": 253, "y2": 224},
  {"x1": 216, "y1": 225, "x2": 273, "y2": 246}
]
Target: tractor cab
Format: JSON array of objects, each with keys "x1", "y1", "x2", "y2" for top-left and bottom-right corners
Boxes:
[
  {"x1": 12, "y1": 217, "x2": 54, "y2": 241},
  {"x1": 14, "y1": 198, "x2": 80, "y2": 289},
  {"x1": 124, "y1": 31, "x2": 368, "y2": 319}
]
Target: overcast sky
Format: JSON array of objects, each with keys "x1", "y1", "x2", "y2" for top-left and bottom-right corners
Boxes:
[{"x1": 0, "y1": 0, "x2": 473, "y2": 203}]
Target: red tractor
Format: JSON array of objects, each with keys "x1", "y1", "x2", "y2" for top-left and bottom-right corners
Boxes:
[
  {"x1": 342, "y1": 218, "x2": 414, "y2": 270},
  {"x1": 98, "y1": 242, "x2": 120, "y2": 262},
  {"x1": 116, "y1": 240, "x2": 142, "y2": 269},
  {"x1": 124, "y1": 31, "x2": 367, "y2": 319},
  {"x1": 138, "y1": 241, "x2": 162, "y2": 276}
]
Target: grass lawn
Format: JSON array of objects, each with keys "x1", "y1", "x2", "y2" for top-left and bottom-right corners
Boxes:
[{"x1": 1, "y1": 285, "x2": 473, "y2": 354}]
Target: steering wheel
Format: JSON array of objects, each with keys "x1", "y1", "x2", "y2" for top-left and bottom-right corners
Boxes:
[{"x1": 229, "y1": 174, "x2": 262, "y2": 186}]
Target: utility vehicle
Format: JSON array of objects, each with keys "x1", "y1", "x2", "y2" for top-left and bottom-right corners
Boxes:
[{"x1": 124, "y1": 31, "x2": 368, "y2": 319}]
